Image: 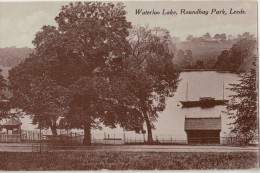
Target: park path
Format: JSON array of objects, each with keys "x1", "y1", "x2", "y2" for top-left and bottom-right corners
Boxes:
[
  {"x1": 55, "y1": 145, "x2": 259, "y2": 153},
  {"x1": 0, "y1": 143, "x2": 259, "y2": 153}
]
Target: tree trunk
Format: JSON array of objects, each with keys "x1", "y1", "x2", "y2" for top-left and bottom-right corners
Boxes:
[
  {"x1": 143, "y1": 111, "x2": 153, "y2": 144},
  {"x1": 83, "y1": 119, "x2": 91, "y2": 146},
  {"x1": 50, "y1": 123, "x2": 58, "y2": 136}
]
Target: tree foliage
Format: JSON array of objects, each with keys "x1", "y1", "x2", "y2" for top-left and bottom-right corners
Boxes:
[
  {"x1": 225, "y1": 59, "x2": 258, "y2": 144},
  {"x1": 0, "y1": 69, "x2": 10, "y2": 122},
  {"x1": 125, "y1": 25, "x2": 180, "y2": 143},
  {"x1": 9, "y1": 1, "x2": 133, "y2": 145},
  {"x1": 9, "y1": 56, "x2": 70, "y2": 135},
  {"x1": 0, "y1": 69, "x2": 6, "y2": 94},
  {"x1": 215, "y1": 50, "x2": 229, "y2": 70},
  {"x1": 229, "y1": 39, "x2": 256, "y2": 72},
  {"x1": 215, "y1": 38, "x2": 256, "y2": 72}
]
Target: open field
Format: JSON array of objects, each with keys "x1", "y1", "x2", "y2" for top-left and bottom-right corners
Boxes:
[{"x1": 0, "y1": 151, "x2": 259, "y2": 170}]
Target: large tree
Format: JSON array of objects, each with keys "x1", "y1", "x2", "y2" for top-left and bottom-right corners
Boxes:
[
  {"x1": 125, "y1": 26, "x2": 180, "y2": 143},
  {"x1": 225, "y1": 59, "x2": 258, "y2": 144},
  {"x1": 9, "y1": 56, "x2": 70, "y2": 135},
  {"x1": 9, "y1": 2, "x2": 132, "y2": 145}
]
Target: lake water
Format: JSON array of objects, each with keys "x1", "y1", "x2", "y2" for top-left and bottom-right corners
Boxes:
[
  {"x1": 16, "y1": 71, "x2": 239, "y2": 140},
  {"x1": 92, "y1": 71, "x2": 239, "y2": 140}
]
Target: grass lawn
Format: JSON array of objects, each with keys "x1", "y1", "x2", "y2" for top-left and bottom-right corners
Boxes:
[{"x1": 0, "y1": 151, "x2": 259, "y2": 170}]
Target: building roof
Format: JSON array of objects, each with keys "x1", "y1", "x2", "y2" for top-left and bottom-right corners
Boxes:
[
  {"x1": 185, "y1": 117, "x2": 221, "y2": 131},
  {"x1": 3, "y1": 118, "x2": 22, "y2": 126}
]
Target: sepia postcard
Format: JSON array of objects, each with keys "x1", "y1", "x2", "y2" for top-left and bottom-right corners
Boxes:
[{"x1": 0, "y1": 0, "x2": 259, "y2": 171}]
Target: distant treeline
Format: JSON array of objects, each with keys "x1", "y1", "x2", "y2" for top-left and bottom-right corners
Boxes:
[
  {"x1": 172, "y1": 32, "x2": 255, "y2": 43},
  {"x1": 0, "y1": 32, "x2": 256, "y2": 73},
  {"x1": 172, "y1": 32, "x2": 256, "y2": 71},
  {"x1": 0, "y1": 47, "x2": 32, "y2": 67},
  {"x1": 173, "y1": 42, "x2": 233, "y2": 69},
  {"x1": 215, "y1": 38, "x2": 256, "y2": 73}
]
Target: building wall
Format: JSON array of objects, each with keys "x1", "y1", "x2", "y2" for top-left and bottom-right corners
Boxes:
[{"x1": 186, "y1": 130, "x2": 220, "y2": 144}]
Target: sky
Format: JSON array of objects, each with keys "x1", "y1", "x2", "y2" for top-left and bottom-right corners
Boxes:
[{"x1": 0, "y1": 1, "x2": 257, "y2": 48}]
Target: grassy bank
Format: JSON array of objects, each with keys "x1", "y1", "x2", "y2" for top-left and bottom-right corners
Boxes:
[{"x1": 0, "y1": 151, "x2": 258, "y2": 170}]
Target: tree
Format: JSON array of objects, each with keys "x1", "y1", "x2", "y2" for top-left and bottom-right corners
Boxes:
[
  {"x1": 215, "y1": 50, "x2": 230, "y2": 70},
  {"x1": 220, "y1": 33, "x2": 227, "y2": 42},
  {"x1": 55, "y1": 2, "x2": 131, "y2": 145},
  {"x1": 227, "y1": 34, "x2": 234, "y2": 41},
  {"x1": 0, "y1": 69, "x2": 6, "y2": 97},
  {"x1": 177, "y1": 49, "x2": 185, "y2": 59},
  {"x1": 237, "y1": 32, "x2": 255, "y2": 40},
  {"x1": 203, "y1": 32, "x2": 211, "y2": 40},
  {"x1": 196, "y1": 60, "x2": 204, "y2": 69},
  {"x1": 9, "y1": 57, "x2": 70, "y2": 135},
  {"x1": 175, "y1": 49, "x2": 185, "y2": 67},
  {"x1": 229, "y1": 38, "x2": 256, "y2": 72},
  {"x1": 186, "y1": 35, "x2": 193, "y2": 42},
  {"x1": 9, "y1": 2, "x2": 132, "y2": 145},
  {"x1": 213, "y1": 34, "x2": 222, "y2": 40},
  {"x1": 185, "y1": 49, "x2": 193, "y2": 67},
  {"x1": 125, "y1": 25, "x2": 180, "y2": 143},
  {"x1": 225, "y1": 59, "x2": 258, "y2": 144},
  {"x1": 0, "y1": 69, "x2": 10, "y2": 122},
  {"x1": 215, "y1": 37, "x2": 256, "y2": 72}
]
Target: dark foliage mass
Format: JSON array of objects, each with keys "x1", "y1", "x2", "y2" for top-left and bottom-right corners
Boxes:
[
  {"x1": 225, "y1": 59, "x2": 258, "y2": 144},
  {"x1": 125, "y1": 26, "x2": 180, "y2": 143},
  {"x1": 215, "y1": 38, "x2": 256, "y2": 73},
  {"x1": 0, "y1": 69, "x2": 10, "y2": 124}
]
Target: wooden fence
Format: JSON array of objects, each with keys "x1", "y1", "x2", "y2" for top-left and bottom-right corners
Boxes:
[
  {"x1": 2, "y1": 130, "x2": 257, "y2": 146},
  {"x1": 125, "y1": 136, "x2": 259, "y2": 145},
  {"x1": 0, "y1": 134, "x2": 21, "y2": 143}
]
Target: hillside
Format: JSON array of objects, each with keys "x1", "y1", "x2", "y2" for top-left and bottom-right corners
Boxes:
[
  {"x1": 0, "y1": 40, "x2": 251, "y2": 71},
  {"x1": 0, "y1": 47, "x2": 32, "y2": 67},
  {"x1": 172, "y1": 41, "x2": 234, "y2": 68}
]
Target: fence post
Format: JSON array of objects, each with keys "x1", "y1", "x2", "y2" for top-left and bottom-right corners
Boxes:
[
  {"x1": 114, "y1": 134, "x2": 115, "y2": 145},
  {"x1": 92, "y1": 133, "x2": 95, "y2": 144}
]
